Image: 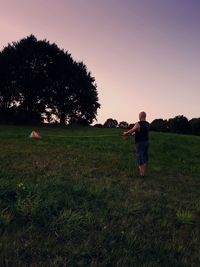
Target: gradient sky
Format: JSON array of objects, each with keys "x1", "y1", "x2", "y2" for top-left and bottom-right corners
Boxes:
[{"x1": 1, "y1": 0, "x2": 200, "y2": 123}]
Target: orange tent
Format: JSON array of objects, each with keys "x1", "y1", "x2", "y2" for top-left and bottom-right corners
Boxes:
[{"x1": 29, "y1": 131, "x2": 42, "y2": 139}]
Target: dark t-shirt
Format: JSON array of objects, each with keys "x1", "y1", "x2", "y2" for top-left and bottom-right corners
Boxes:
[{"x1": 135, "y1": 121, "x2": 150, "y2": 144}]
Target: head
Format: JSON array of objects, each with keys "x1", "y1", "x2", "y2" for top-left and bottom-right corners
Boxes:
[{"x1": 139, "y1": 111, "x2": 146, "y2": 121}]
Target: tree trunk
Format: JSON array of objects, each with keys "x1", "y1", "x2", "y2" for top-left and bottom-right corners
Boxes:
[{"x1": 60, "y1": 111, "x2": 66, "y2": 125}]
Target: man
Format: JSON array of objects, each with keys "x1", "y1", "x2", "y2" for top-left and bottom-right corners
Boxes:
[{"x1": 123, "y1": 112, "x2": 150, "y2": 177}]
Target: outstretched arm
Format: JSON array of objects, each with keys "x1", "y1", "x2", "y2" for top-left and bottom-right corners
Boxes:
[{"x1": 122, "y1": 122, "x2": 140, "y2": 136}]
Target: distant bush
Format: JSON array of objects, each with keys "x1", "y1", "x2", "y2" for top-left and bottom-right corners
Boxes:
[
  {"x1": 104, "y1": 118, "x2": 118, "y2": 128},
  {"x1": 190, "y1": 118, "x2": 200, "y2": 135},
  {"x1": 168, "y1": 115, "x2": 191, "y2": 134},
  {"x1": 150, "y1": 119, "x2": 168, "y2": 132},
  {"x1": 150, "y1": 115, "x2": 199, "y2": 136},
  {"x1": 128, "y1": 123, "x2": 135, "y2": 129},
  {"x1": 118, "y1": 121, "x2": 129, "y2": 129},
  {"x1": 93, "y1": 123, "x2": 103, "y2": 128}
]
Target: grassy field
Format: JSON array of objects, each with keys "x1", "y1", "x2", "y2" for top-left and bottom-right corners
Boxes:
[{"x1": 0, "y1": 125, "x2": 200, "y2": 267}]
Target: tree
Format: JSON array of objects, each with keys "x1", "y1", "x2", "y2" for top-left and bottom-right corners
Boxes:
[
  {"x1": 128, "y1": 123, "x2": 135, "y2": 129},
  {"x1": 104, "y1": 118, "x2": 118, "y2": 128},
  {"x1": 64, "y1": 62, "x2": 100, "y2": 125},
  {"x1": 0, "y1": 44, "x2": 19, "y2": 123},
  {"x1": 151, "y1": 119, "x2": 168, "y2": 132},
  {"x1": 93, "y1": 123, "x2": 103, "y2": 128},
  {"x1": 118, "y1": 121, "x2": 129, "y2": 129},
  {"x1": 0, "y1": 35, "x2": 100, "y2": 125},
  {"x1": 0, "y1": 35, "x2": 57, "y2": 124},
  {"x1": 168, "y1": 115, "x2": 191, "y2": 134},
  {"x1": 190, "y1": 118, "x2": 200, "y2": 135}
]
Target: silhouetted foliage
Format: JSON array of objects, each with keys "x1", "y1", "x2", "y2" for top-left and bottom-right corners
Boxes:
[
  {"x1": 0, "y1": 35, "x2": 100, "y2": 125},
  {"x1": 104, "y1": 118, "x2": 118, "y2": 128},
  {"x1": 151, "y1": 119, "x2": 168, "y2": 132},
  {"x1": 93, "y1": 123, "x2": 103, "y2": 128},
  {"x1": 118, "y1": 121, "x2": 129, "y2": 129},
  {"x1": 168, "y1": 115, "x2": 191, "y2": 134},
  {"x1": 190, "y1": 118, "x2": 200, "y2": 135},
  {"x1": 150, "y1": 115, "x2": 200, "y2": 136},
  {"x1": 128, "y1": 123, "x2": 135, "y2": 129}
]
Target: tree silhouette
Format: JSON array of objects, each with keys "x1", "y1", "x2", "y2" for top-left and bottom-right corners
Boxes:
[
  {"x1": 149, "y1": 116, "x2": 200, "y2": 136},
  {"x1": 151, "y1": 119, "x2": 168, "y2": 132},
  {"x1": 168, "y1": 115, "x2": 191, "y2": 134},
  {"x1": 104, "y1": 118, "x2": 118, "y2": 128},
  {"x1": 0, "y1": 35, "x2": 100, "y2": 125},
  {"x1": 93, "y1": 123, "x2": 103, "y2": 128},
  {"x1": 190, "y1": 118, "x2": 200, "y2": 135},
  {"x1": 118, "y1": 121, "x2": 129, "y2": 129}
]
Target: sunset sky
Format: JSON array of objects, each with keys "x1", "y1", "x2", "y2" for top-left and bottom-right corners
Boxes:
[{"x1": 1, "y1": 0, "x2": 199, "y2": 123}]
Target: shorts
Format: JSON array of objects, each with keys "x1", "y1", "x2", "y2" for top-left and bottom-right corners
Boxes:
[{"x1": 135, "y1": 141, "x2": 149, "y2": 165}]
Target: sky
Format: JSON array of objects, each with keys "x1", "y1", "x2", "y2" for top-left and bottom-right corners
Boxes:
[{"x1": 0, "y1": 0, "x2": 200, "y2": 123}]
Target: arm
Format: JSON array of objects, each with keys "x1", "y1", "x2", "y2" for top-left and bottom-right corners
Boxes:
[{"x1": 122, "y1": 122, "x2": 140, "y2": 136}]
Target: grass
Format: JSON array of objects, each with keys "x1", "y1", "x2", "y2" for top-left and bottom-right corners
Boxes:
[{"x1": 0, "y1": 125, "x2": 200, "y2": 267}]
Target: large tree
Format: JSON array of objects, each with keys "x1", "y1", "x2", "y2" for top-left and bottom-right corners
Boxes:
[
  {"x1": 0, "y1": 35, "x2": 100, "y2": 125},
  {"x1": 168, "y1": 115, "x2": 191, "y2": 134},
  {"x1": 150, "y1": 119, "x2": 168, "y2": 132}
]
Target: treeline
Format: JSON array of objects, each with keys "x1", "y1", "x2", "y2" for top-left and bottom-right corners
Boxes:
[
  {"x1": 94, "y1": 115, "x2": 200, "y2": 136},
  {"x1": 151, "y1": 116, "x2": 200, "y2": 135},
  {"x1": 94, "y1": 119, "x2": 134, "y2": 129},
  {"x1": 0, "y1": 35, "x2": 100, "y2": 125}
]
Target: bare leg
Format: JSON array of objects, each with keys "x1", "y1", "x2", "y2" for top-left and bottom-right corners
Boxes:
[{"x1": 138, "y1": 164, "x2": 146, "y2": 177}]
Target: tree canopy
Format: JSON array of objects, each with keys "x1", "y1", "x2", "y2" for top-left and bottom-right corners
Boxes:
[
  {"x1": 0, "y1": 35, "x2": 100, "y2": 125},
  {"x1": 104, "y1": 118, "x2": 118, "y2": 128},
  {"x1": 150, "y1": 116, "x2": 200, "y2": 136}
]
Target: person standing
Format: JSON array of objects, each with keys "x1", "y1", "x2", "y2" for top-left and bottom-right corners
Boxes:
[{"x1": 123, "y1": 112, "x2": 150, "y2": 177}]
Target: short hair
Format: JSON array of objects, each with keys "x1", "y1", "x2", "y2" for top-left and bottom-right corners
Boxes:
[{"x1": 139, "y1": 111, "x2": 146, "y2": 118}]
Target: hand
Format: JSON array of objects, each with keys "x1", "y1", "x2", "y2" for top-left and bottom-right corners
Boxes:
[{"x1": 122, "y1": 132, "x2": 128, "y2": 140}]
